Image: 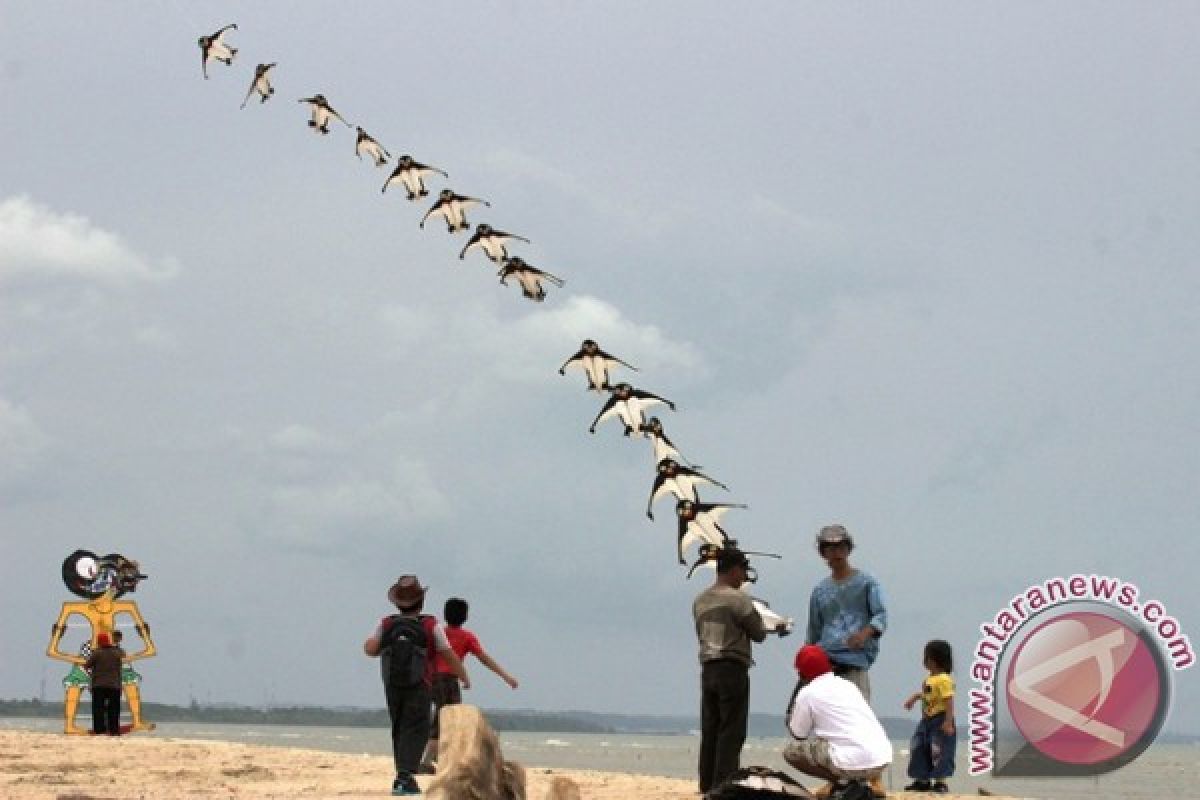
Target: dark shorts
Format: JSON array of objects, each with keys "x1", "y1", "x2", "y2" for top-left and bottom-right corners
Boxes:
[{"x1": 429, "y1": 673, "x2": 462, "y2": 739}]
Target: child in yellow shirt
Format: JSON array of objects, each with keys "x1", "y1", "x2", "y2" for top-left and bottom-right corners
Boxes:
[{"x1": 902, "y1": 639, "x2": 956, "y2": 793}]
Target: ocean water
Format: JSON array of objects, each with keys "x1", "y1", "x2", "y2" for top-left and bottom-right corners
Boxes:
[{"x1": 3, "y1": 717, "x2": 1196, "y2": 799}]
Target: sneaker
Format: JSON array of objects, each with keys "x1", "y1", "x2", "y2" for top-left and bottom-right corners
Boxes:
[
  {"x1": 931, "y1": 782, "x2": 949, "y2": 794},
  {"x1": 391, "y1": 773, "x2": 421, "y2": 796},
  {"x1": 903, "y1": 780, "x2": 931, "y2": 792}
]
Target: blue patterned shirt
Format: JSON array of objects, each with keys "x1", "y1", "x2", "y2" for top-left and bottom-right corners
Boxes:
[{"x1": 805, "y1": 571, "x2": 887, "y2": 669}]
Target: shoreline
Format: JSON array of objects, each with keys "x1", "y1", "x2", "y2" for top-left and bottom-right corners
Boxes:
[{"x1": 0, "y1": 729, "x2": 1025, "y2": 799}]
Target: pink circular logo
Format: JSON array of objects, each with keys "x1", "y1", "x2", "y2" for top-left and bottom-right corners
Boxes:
[{"x1": 1005, "y1": 611, "x2": 1163, "y2": 765}]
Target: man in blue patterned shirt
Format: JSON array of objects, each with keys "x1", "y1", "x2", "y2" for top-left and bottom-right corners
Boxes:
[
  {"x1": 805, "y1": 525, "x2": 887, "y2": 702},
  {"x1": 805, "y1": 524, "x2": 889, "y2": 799}
]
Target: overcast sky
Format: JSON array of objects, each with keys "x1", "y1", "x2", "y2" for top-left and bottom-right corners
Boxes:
[{"x1": 1, "y1": 3, "x2": 1197, "y2": 735}]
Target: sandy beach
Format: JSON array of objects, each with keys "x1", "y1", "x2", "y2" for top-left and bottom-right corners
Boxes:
[{"x1": 0, "y1": 729, "x2": 1024, "y2": 800}]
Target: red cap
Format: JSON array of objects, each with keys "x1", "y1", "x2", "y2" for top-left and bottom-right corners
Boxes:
[
  {"x1": 96, "y1": 632, "x2": 112, "y2": 647},
  {"x1": 794, "y1": 644, "x2": 832, "y2": 681}
]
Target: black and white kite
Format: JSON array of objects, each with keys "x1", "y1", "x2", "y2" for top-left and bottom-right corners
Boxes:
[
  {"x1": 589, "y1": 382, "x2": 673, "y2": 435},
  {"x1": 198, "y1": 24, "x2": 237, "y2": 79},
  {"x1": 298, "y1": 94, "x2": 351, "y2": 134},
  {"x1": 646, "y1": 458, "x2": 728, "y2": 519},
  {"x1": 240, "y1": 63, "x2": 276, "y2": 108},
  {"x1": 354, "y1": 127, "x2": 391, "y2": 166},
  {"x1": 637, "y1": 416, "x2": 696, "y2": 467},
  {"x1": 420, "y1": 189, "x2": 490, "y2": 233},
  {"x1": 381, "y1": 155, "x2": 448, "y2": 200},
  {"x1": 675, "y1": 499, "x2": 747, "y2": 565},
  {"x1": 559, "y1": 339, "x2": 637, "y2": 392},
  {"x1": 498, "y1": 257, "x2": 564, "y2": 303},
  {"x1": 459, "y1": 223, "x2": 530, "y2": 265}
]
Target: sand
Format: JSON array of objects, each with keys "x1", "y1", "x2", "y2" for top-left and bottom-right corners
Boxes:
[{"x1": 0, "y1": 729, "x2": 1021, "y2": 799}]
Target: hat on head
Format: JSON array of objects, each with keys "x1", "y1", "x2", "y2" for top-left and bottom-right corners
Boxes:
[
  {"x1": 387, "y1": 575, "x2": 428, "y2": 609},
  {"x1": 815, "y1": 524, "x2": 854, "y2": 552},
  {"x1": 96, "y1": 632, "x2": 112, "y2": 647},
  {"x1": 794, "y1": 644, "x2": 832, "y2": 681}
]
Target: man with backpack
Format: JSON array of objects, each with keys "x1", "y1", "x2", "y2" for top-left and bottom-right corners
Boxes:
[{"x1": 364, "y1": 575, "x2": 468, "y2": 797}]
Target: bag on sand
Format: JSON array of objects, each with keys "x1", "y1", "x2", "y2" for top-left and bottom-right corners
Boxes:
[
  {"x1": 380, "y1": 614, "x2": 429, "y2": 688},
  {"x1": 706, "y1": 766, "x2": 815, "y2": 799}
]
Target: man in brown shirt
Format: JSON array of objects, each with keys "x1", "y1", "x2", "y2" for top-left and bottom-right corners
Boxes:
[
  {"x1": 692, "y1": 548, "x2": 771, "y2": 795},
  {"x1": 84, "y1": 632, "x2": 125, "y2": 735}
]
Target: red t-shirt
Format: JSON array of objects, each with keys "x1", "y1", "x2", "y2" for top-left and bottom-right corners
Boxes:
[{"x1": 434, "y1": 626, "x2": 483, "y2": 675}]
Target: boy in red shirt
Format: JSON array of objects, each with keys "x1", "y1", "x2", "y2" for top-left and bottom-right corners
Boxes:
[{"x1": 420, "y1": 596, "x2": 519, "y2": 773}]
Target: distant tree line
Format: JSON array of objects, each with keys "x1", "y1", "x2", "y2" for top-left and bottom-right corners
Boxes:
[{"x1": 0, "y1": 698, "x2": 612, "y2": 733}]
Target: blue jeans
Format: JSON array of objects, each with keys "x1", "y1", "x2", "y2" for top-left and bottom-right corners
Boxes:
[{"x1": 907, "y1": 712, "x2": 955, "y2": 781}]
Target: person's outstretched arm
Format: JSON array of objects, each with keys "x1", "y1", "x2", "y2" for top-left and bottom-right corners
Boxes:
[{"x1": 476, "y1": 649, "x2": 519, "y2": 689}]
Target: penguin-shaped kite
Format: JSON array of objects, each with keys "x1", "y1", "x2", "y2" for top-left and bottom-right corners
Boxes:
[
  {"x1": 198, "y1": 24, "x2": 237, "y2": 79},
  {"x1": 420, "y1": 189, "x2": 489, "y2": 233},
  {"x1": 459, "y1": 224, "x2": 531, "y2": 265},
  {"x1": 240, "y1": 63, "x2": 277, "y2": 108},
  {"x1": 559, "y1": 339, "x2": 637, "y2": 392},
  {"x1": 498, "y1": 257, "x2": 564, "y2": 303},
  {"x1": 299, "y1": 94, "x2": 351, "y2": 134},
  {"x1": 675, "y1": 499, "x2": 747, "y2": 565},
  {"x1": 589, "y1": 382, "x2": 673, "y2": 435},
  {"x1": 381, "y1": 155, "x2": 448, "y2": 200},
  {"x1": 646, "y1": 458, "x2": 728, "y2": 519},
  {"x1": 355, "y1": 127, "x2": 391, "y2": 166},
  {"x1": 637, "y1": 416, "x2": 697, "y2": 467}
]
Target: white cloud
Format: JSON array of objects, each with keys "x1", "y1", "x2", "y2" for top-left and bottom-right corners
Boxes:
[
  {"x1": 0, "y1": 195, "x2": 179, "y2": 285},
  {"x1": 257, "y1": 455, "x2": 451, "y2": 550},
  {"x1": 379, "y1": 293, "x2": 706, "y2": 388}
]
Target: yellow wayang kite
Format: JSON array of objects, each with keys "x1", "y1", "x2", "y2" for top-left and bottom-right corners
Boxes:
[{"x1": 45, "y1": 550, "x2": 157, "y2": 734}]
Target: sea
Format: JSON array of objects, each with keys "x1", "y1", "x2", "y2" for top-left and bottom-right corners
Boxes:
[{"x1": 2, "y1": 717, "x2": 1196, "y2": 799}]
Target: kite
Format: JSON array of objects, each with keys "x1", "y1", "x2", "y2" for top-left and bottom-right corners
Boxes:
[
  {"x1": 498, "y1": 257, "x2": 565, "y2": 303},
  {"x1": 46, "y1": 550, "x2": 157, "y2": 734},
  {"x1": 381, "y1": 155, "x2": 449, "y2": 200},
  {"x1": 559, "y1": 339, "x2": 638, "y2": 392},
  {"x1": 355, "y1": 126, "x2": 391, "y2": 166},
  {"x1": 198, "y1": 24, "x2": 238, "y2": 79},
  {"x1": 590, "y1": 382, "x2": 674, "y2": 436},
  {"x1": 299, "y1": 94, "x2": 351, "y2": 134},
  {"x1": 420, "y1": 189, "x2": 490, "y2": 233},
  {"x1": 459, "y1": 223, "x2": 531, "y2": 265},
  {"x1": 646, "y1": 458, "x2": 728, "y2": 519},
  {"x1": 240, "y1": 63, "x2": 277, "y2": 108},
  {"x1": 675, "y1": 499, "x2": 747, "y2": 565}
]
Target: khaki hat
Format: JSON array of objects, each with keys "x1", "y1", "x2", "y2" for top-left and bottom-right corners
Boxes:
[
  {"x1": 816, "y1": 524, "x2": 854, "y2": 551},
  {"x1": 387, "y1": 575, "x2": 428, "y2": 609}
]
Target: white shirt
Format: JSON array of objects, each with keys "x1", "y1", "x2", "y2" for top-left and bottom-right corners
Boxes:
[{"x1": 787, "y1": 673, "x2": 893, "y2": 770}]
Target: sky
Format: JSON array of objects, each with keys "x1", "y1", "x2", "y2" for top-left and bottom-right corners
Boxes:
[{"x1": 1, "y1": 3, "x2": 1198, "y2": 734}]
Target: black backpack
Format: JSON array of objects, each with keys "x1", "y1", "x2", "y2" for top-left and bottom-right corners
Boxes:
[{"x1": 380, "y1": 614, "x2": 430, "y2": 688}]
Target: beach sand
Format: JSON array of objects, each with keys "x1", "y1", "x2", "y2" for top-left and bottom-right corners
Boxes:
[{"x1": 0, "y1": 730, "x2": 1020, "y2": 799}]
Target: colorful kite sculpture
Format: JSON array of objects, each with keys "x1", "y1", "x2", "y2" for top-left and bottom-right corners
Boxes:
[{"x1": 45, "y1": 550, "x2": 157, "y2": 734}]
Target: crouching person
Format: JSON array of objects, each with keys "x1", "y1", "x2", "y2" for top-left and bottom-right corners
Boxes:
[{"x1": 783, "y1": 645, "x2": 892, "y2": 800}]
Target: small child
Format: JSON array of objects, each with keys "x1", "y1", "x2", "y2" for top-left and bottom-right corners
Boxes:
[
  {"x1": 420, "y1": 596, "x2": 519, "y2": 773},
  {"x1": 903, "y1": 639, "x2": 956, "y2": 793}
]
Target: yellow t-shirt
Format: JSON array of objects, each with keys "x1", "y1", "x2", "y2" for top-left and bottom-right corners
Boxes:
[{"x1": 922, "y1": 672, "x2": 955, "y2": 717}]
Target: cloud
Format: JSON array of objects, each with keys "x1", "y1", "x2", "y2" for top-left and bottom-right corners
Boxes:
[
  {"x1": 379, "y1": 293, "x2": 706, "y2": 388},
  {"x1": 246, "y1": 425, "x2": 451, "y2": 551},
  {"x1": 0, "y1": 195, "x2": 179, "y2": 285}
]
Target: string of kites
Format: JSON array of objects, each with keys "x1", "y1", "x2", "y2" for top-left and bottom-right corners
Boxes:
[{"x1": 199, "y1": 24, "x2": 793, "y2": 626}]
